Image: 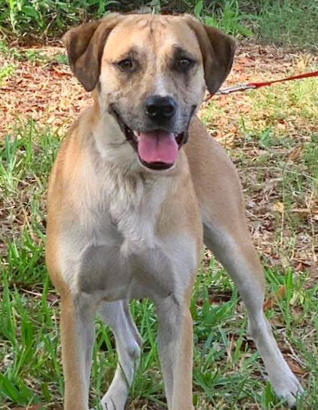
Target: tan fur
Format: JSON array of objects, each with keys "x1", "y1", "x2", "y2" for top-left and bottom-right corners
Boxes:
[{"x1": 46, "y1": 13, "x2": 302, "y2": 410}]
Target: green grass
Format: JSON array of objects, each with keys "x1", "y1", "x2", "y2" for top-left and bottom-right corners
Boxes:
[
  {"x1": 0, "y1": 0, "x2": 112, "y2": 39},
  {"x1": 0, "y1": 112, "x2": 317, "y2": 408},
  {"x1": 0, "y1": 62, "x2": 15, "y2": 85},
  {"x1": 254, "y1": 0, "x2": 318, "y2": 51},
  {"x1": 0, "y1": 40, "x2": 50, "y2": 63},
  {"x1": 0, "y1": 0, "x2": 317, "y2": 50}
]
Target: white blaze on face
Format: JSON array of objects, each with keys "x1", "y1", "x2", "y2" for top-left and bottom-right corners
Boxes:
[{"x1": 154, "y1": 74, "x2": 169, "y2": 97}]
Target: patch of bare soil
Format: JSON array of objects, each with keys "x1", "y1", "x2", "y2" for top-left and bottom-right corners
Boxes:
[
  {"x1": 1, "y1": 45, "x2": 90, "y2": 137},
  {"x1": 1, "y1": 43, "x2": 315, "y2": 136}
]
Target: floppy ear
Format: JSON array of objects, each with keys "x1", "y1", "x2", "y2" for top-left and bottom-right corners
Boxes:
[
  {"x1": 63, "y1": 13, "x2": 123, "y2": 91},
  {"x1": 184, "y1": 15, "x2": 235, "y2": 94}
]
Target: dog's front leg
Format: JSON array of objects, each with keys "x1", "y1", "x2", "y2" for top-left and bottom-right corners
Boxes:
[
  {"x1": 156, "y1": 295, "x2": 194, "y2": 410},
  {"x1": 60, "y1": 293, "x2": 96, "y2": 410}
]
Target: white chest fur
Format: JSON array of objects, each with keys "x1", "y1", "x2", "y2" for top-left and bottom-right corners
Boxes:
[
  {"x1": 59, "y1": 163, "x2": 198, "y2": 301},
  {"x1": 106, "y1": 169, "x2": 171, "y2": 255}
]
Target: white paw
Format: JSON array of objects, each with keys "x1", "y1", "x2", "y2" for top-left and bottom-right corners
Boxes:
[
  {"x1": 101, "y1": 396, "x2": 124, "y2": 410},
  {"x1": 271, "y1": 372, "x2": 303, "y2": 408}
]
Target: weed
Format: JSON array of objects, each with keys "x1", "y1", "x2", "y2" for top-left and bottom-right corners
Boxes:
[
  {"x1": 24, "y1": 49, "x2": 47, "y2": 63},
  {"x1": 0, "y1": 0, "x2": 115, "y2": 40},
  {"x1": 0, "y1": 40, "x2": 23, "y2": 60},
  {"x1": 0, "y1": 0, "x2": 316, "y2": 50},
  {"x1": 52, "y1": 53, "x2": 68, "y2": 65},
  {"x1": 0, "y1": 40, "x2": 49, "y2": 63},
  {"x1": 203, "y1": 0, "x2": 253, "y2": 37},
  {"x1": 0, "y1": 62, "x2": 15, "y2": 84},
  {"x1": 255, "y1": 0, "x2": 318, "y2": 51}
]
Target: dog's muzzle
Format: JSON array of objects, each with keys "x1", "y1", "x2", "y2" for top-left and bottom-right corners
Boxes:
[{"x1": 109, "y1": 105, "x2": 191, "y2": 171}]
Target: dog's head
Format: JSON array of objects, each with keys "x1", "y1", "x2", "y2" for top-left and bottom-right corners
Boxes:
[{"x1": 64, "y1": 13, "x2": 235, "y2": 172}]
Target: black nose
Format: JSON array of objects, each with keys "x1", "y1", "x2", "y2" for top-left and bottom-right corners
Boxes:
[{"x1": 144, "y1": 95, "x2": 177, "y2": 122}]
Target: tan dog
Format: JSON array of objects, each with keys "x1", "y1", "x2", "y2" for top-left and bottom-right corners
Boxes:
[{"x1": 46, "y1": 13, "x2": 302, "y2": 409}]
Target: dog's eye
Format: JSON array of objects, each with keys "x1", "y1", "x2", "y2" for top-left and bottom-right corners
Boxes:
[
  {"x1": 116, "y1": 58, "x2": 136, "y2": 72},
  {"x1": 174, "y1": 57, "x2": 195, "y2": 72}
]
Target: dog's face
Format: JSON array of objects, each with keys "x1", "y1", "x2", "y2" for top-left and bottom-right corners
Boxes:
[{"x1": 64, "y1": 14, "x2": 235, "y2": 171}]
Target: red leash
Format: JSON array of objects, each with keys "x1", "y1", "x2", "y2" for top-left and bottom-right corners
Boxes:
[{"x1": 205, "y1": 70, "x2": 318, "y2": 101}]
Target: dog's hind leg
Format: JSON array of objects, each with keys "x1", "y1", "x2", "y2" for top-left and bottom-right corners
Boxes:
[
  {"x1": 97, "y1": 300, "x2": 142, "y2": 410},
  {"x1": 203, "y1": 218, "x2": 303, "y2": 407},
  {"x1": 187, "y1": 117, "x2": 303, "y2": 407}
]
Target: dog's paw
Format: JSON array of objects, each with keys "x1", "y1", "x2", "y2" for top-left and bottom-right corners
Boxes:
[
  {"x1": 101, "y1": 396, "x2": 123, "y2": 410},
  {"x1": 272, "y1": 372, "x2": 303, "y2": 408}
]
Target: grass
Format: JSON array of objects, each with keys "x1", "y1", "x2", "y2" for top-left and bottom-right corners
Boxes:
[
  {"x1": 0, "y1": 63, "x2": 317, "y2": 408},
  {"x1": 0, "y1": 0, "x2": 111, "y2": 40},
  {"x1": 254, "y1": 0, "x2": 318, "y2": 51},
  {"x1": 0, "y1": 62, "x2": 15, "y2": 85},
  {"x1": 0, "y1": 0, "x2": 317, "y2": 51},
  {"x1": 0, "y1": 40, "x2": 50, "y2": 63}
]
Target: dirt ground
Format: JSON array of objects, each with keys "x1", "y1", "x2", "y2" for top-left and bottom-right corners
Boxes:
[{"x1": 1, "y1": 42, "x2": 315, "y2": 135}]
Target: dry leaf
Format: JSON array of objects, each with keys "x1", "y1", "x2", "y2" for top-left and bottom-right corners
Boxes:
[
  {"x1": 286, "y1": 360, "x2": 307, "y2": 376},
  {"x1": 273, "y1": 201, "x2": 285, "y2": 213},
  {"x1": 263, "y1": 285, "x2": 286, "y2": 311}
]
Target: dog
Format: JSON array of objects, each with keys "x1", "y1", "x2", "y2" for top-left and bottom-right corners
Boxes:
[{"x1": 46, "y1": 13, "x2": 303, "y2": 409}]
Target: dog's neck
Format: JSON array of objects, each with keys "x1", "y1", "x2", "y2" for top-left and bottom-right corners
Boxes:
[{"x1": 72, "y1": 98, "x2": 189, "y2": 223}]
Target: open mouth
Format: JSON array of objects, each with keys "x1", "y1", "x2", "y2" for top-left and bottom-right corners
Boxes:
[
  {"x1": 126, "y1": 127, "x2": 185, "y2": 170},
  {"x1": 111, "y1": 107, "x2": 186, "y2": 171}
]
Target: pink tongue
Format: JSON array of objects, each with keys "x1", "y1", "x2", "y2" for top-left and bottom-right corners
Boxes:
[{"x1": 137, "y1": 131, "x2": 178, "y2": 164}]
